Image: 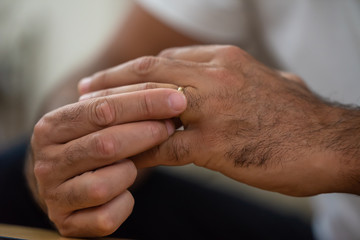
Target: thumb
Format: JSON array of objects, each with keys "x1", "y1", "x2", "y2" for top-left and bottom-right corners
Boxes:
[{"x1": 277, "y1": 71, "x2": 309, "y2": 88}]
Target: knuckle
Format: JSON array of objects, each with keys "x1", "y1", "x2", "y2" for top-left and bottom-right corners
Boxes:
[
  {"x1": 33, "y1": 160, "x2": 52, "y2": 183},
  {"x1": 33, "y1": 119, "x2": 45, "y2": 136},
  {"x1": 91, "y1": 89, "x2": 114, "y2": 99},
  {"x1": 291, "y1": 74, "x2": 304, "y2": 83},
  {"x1": 280, "y1": 71, "x2": 306, "y2": 85},
  {"x1": 89, "y1": 98, "x2": 116, "y2": 127},
  {"x1": 206, "y1": 66, "x2": 234, "y2": 82},
  {"x1": 91, "y1": 133, "x2": 117, "y2": 158},
  {"x1": 124, "y1": 190, "x2": 135, "y2": 209},
  {"x1": 132, "y1": 56, "x2": 159, "y2": 76},
  {"x1": 63, "y1": 142, "x2": 84, "y2": 167},
  {"x1": 94, "y1": 211, "x2": 118, "y2": 236},
  {"x1": 50, "y1": 104, "x2": 85, "y2": 124},
  {"x1": 56, "y1": 221, "x2": 75, "y2": 238},
  {"x1": 47, "y1": 207, "x2": 60, "y2": 224},
  {"x1": 123, "y1": 160, "x2": 138, "y2": 183},
  {"x1": 139, "y1": 93, "x2": 154, "y2": 117},
  {"x1": 222, "y1": 45, "x2": 243, "y2": 55},
  {"x1": 158, "y1": 48, "x2": 175, "y2": 58},
  {"x1": 99, "y1": 89, "x2": 113, "y2": 97},
  {"x1": 33, "y1": 117, "x2": 50, "y2": 140},
  {"x1": 217, "y1": 45, "x2": 248, "y2": 63},
  {"x1": 142, "y1": 82, "x2": 158, "y2": 90},
  {"x1": 87, "y1": 179, "x2": 109, "y2": 203},
  {"x1": 148, "y1": 122, "x2": 167, "y2": 141},
  {"x1": 57, "y1": 228, "x2": 70, "y2": 238}
]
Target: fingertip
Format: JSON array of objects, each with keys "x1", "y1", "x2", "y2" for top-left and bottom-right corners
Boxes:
[
  {"x1": 168, "y1": 91, "x2": 187, "y2": 112},
  {"x1": 120, "y1": 159, "x2": 138, "y2": 181},
  {"x1": 78, "y1": 77, "x2": 91, "y2": 95},
  {"x1": 165, "y1": 119, "x2": 175, "y2": 136}
]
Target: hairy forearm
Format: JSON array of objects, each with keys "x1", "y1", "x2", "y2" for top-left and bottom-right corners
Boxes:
[
  {"x1": 321, "y1": 103, "x2": 360, "y2": 194},
  {"x1": 283, "y1": 97, "x2": 360, "y2": 195}
]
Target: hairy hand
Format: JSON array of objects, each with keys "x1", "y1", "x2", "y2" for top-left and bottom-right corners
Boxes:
[
  {"x1": 79, "y1": 45, "x2": 359, "y2": 196},
  {"x1": 27, "y1": 88, "x2": 186, "y2": 237}
]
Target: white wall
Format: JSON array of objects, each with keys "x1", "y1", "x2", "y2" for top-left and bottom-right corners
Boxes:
[{"x1": 0, "y1": 0, "x2": 131, "y2": 149}]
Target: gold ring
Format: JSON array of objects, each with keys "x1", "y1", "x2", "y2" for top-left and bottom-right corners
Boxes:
[{"x1": 177, "y1": 86, "x2": 184, "y2": 93}]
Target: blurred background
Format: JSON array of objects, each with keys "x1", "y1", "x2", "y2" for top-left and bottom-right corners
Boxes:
[
  {"x1": 0, "y1": 0, "x2": 130, "y2": 150},
  {"x1": 0, "y1": 0, "x2": 312, "y2": 226}
]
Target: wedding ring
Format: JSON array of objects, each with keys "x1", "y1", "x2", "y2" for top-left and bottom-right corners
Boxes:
[{"x1": 177, "y1": 86, "x2": 184, "y2": 93}]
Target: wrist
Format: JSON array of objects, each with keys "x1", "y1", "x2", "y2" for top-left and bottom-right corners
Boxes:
[{"x1": 315, "y1": 104, "x2": 360, "y2": 194}]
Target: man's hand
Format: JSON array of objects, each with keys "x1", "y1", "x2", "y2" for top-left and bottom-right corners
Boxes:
[
  {"x1": 27, "y1": 89, "x2": 187, "y2": 237},
  {"x1": 79, "y1": 45, "x2": 360, "y2": 196}
]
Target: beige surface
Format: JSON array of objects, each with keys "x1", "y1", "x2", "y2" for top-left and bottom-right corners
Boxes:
[{"x1": 0, "y1": 224, "x2": 124, "y2": 240}]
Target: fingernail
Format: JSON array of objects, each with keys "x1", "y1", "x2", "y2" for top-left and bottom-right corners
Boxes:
[
  {"x1": 165, "y1": 120, "x2": 175, "y2": 136},
  {"x1": 78, "y1": 77, "x2": 91, "y2": 94},
  {"x1": 168, "y1": 92, "x2": 187, "y2": 111}
]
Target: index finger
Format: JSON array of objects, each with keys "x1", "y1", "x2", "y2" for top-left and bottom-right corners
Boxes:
[{"x1": 35, "y1": 88, "x2": 187, "y2": 145}]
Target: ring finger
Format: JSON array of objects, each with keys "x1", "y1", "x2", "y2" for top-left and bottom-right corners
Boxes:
[{"x1": 79, "y1": 82, "x2": 177, "y2": 101}]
